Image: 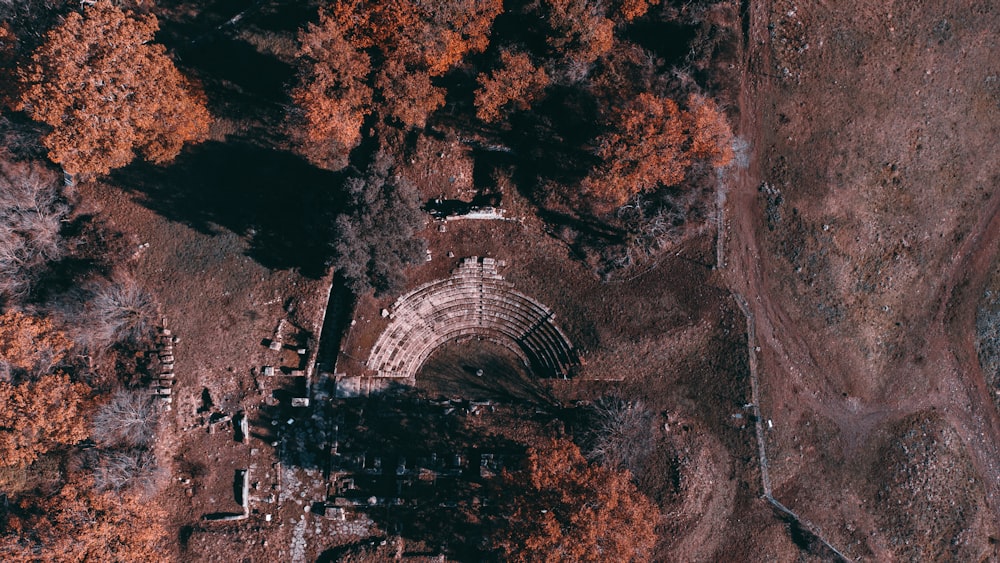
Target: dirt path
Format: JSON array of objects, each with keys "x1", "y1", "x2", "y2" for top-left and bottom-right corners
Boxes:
[
  {"x1": 928, "y1": 169, "x2": 1000, "y2": 505},
  {"x1": 720, "y1": 0, "x2": 1000, "y2": 558}
]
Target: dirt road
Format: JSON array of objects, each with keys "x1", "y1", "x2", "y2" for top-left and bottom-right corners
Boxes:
[{"x1": 721, "y1": 0, "x2": 1000, "y2": 559}]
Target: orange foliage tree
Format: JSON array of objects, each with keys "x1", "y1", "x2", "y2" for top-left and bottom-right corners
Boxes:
[
  {"x1": 475, "y1": 50, "x2": 550, "y2": 123},
  {"x1": 291, "y1": 0, "x2": 502, "y2": 169},
  {"x1": 616, "y1": 0, "x2": 662, "y2": 22},
  {"x1": 584, "y1": 92, "x2": 733, "y2": 207},
  {"x1": 492, "y1": 439, "x2": 660, "y2": 562},
  {"x1": 584, "y1": 93, "x2": 688, "y2": 206},
  {"x1": 0, "y1": 476, "x2": 166, "y2": 562},
  {"x1": 536, "y1": 0, "x2": 615, "y2": 67},
  {"x1": 0, "y1": 311, "x2": 72, "y2": 377},
  {"x1": 291, "y1": 12, "x2": 372, "y2": 170},
  {"x1": 326, "y1": 0, "x2": 501, "y2": 76},
  {"x1": 685, "y1": 94, "x2": 735, "y2": 167},
  {"x1": 15, "y1": 0, "x2": 210, "y2": 176},
  {"x1": 375, "y1": 58, "x2": 446, "y2": 130},
  {"x1": 0, "y1": 312, "x2": 87, "y2": 468},
  {"x1": 0, "y1": 373, "x2": 90, "y2": 468}
]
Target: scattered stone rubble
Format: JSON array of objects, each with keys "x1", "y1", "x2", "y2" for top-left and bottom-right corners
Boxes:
[{"x1": 151, "y1": 319, "x2": 178, "y2": 409}]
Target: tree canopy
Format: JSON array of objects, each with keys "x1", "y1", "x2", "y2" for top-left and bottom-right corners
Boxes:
[
  {"x1": 0, "y1": 311, "x2": 72, "y2": 378},
  {"x1": 15, "y1": 0, "x2": 210, "y2": 176},
  {"x1": 475, "y1": 50, "x2": 550, "y2": 123},
  {"x1": 0, "y1": 373, "x2": 90, "y2": 468},
  {"x1": 0, "y1": 476, "x2": 167, "y2": 562},
  {"x1": 332, "y1": 151, "x2": 428, "y2": 296},
  {"x1": 291, "y1": 0, "x2": 502, "y2": 170},
  {"x1": 584, "y1": 93, "x2": 734, "y2": 207},
  {"x1": 492, "y1": 439, "x2": 660, "y2": 562},
  {"x1": 291, "y1": 13, "x2": 373, "y2": 171}
]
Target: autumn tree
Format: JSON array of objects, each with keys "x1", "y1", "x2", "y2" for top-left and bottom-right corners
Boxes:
[
  {"x1": 290, "y1": 13, "x2": 372, "y2": 171},
  {"x1": 492, "y1": 439, "x2": 659, "y2": 562},
  {"x1": 616, "y1": 0, "x2": 662, "y2": 22},
  {"x1": 584, "y1": 93, "x2": 687, "y2": 207},
  {"x1": 15, "y1": 0, "x2": 210, "y2": 176},
  {"x1": 583, "y1": 92, "x2": 733, "y2": 207},
  {"x1": 325, "y1": 0, "x2": 502, "y2": 76},
  {"x1": 0, "y1": 373, "x2": 90, "y2": 468},
  {"x1": 475, "y1": 50, "x2": 550, "y2": 123},
  {"x1": 0, "y1": 476, "x2": 167, "y2": 562},
  {"x1": 685, "y1": 94, "x2": 735, "y2": 167},
  {"x1": 291, "y1": 0, "x2": 502, "y2": 169},
  {"x1": 375, "y1": 58, "x2": 445, "y2": 130},
  {"x1": 531, "y1": 0, "x2": 614, "y2": 80},
  {"x1": 0, "y1": 311, "x2": 72, "y2": 379}
]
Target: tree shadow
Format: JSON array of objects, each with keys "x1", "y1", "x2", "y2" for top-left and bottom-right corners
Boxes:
[
  {"x1": 111, "y1": 141, "x2": 344, "y2": 277},
  {"x1": 95, "y1": 2, "x2": 351, "y2": 277},
  {"x1": 251, "y1": 382, "x2": 539, "y2": 560},
  {"x1": 176, "y1": 34, "x2": 296, "y2": 108},
  {"x1": 154, "y1": 0, "x2": 304, "y2": 130}
]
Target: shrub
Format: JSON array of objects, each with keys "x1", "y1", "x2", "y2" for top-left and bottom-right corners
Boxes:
[
  {"x1": 91, "y1": 388, "x2": 159, "y2": 449},
  {"x1": 0, "y1": 159, "x2": 67, "y2": 301},
  {"x1": 91, "y1": 448, "x2": 162, "y2": 494},
  {"x1": 584, "y1": 395, "x2": 655, "y2": 475},
  {"x1": 88, "y1": 277, "x2": 159, "y2": 348}
]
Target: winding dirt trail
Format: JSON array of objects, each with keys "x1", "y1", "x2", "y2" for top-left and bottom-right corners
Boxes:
[{"x1": 719, "y1": 0, "x2": 1000, "y2": 558}]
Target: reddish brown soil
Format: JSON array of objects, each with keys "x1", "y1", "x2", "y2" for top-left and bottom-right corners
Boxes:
[
  {"x1": 84, "y1": 180, "x2": 333, "y2": 562},
  {"x1": 723, "y1": 0, "x2": 1000, "y2": 559},
  {"x1": 92, "y1": 158, "x2": 800, "y2": 560}
]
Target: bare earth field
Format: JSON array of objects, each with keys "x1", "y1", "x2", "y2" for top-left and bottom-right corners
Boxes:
[
  {"x1": 84, "y1": 180, "x2": 334, "y2": 562},
  {"x1": 724, "y1": 0, "x2": 1000, "y2": 559},
  {"x1": 317, "y1": 190, "x2": 798, "y2": 560}
]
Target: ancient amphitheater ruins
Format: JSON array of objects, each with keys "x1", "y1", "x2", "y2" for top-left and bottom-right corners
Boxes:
[{"x1": 360, "y1": 257, "x2": 578, "y2": 384}]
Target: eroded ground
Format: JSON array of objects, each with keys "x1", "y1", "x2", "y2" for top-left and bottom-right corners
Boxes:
[{"x1": 725, "y1": 0, "x2": 1000, "y2": 559}]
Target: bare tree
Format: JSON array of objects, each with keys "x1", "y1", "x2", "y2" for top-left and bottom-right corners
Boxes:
[
  {"x1": 0, "y1": 158, "x2": 67, "y2": 301},
  {"x1": 92, "y1": 447, "x2": 162, "y2": 495},
  {"x1": 92, "y1": 388, "x2": 160, "y2": 449},
  {"x1": 585, "y1": 395, "x2": 655, "y2": 475},
  {"x1": 88, "y1": 277, "x2": 159, "y2": 348}
]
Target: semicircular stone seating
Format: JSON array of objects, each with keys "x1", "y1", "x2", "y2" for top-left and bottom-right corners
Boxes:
[{"x1": 367, "y1": 257, "x2": 579, "y2": 380}]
